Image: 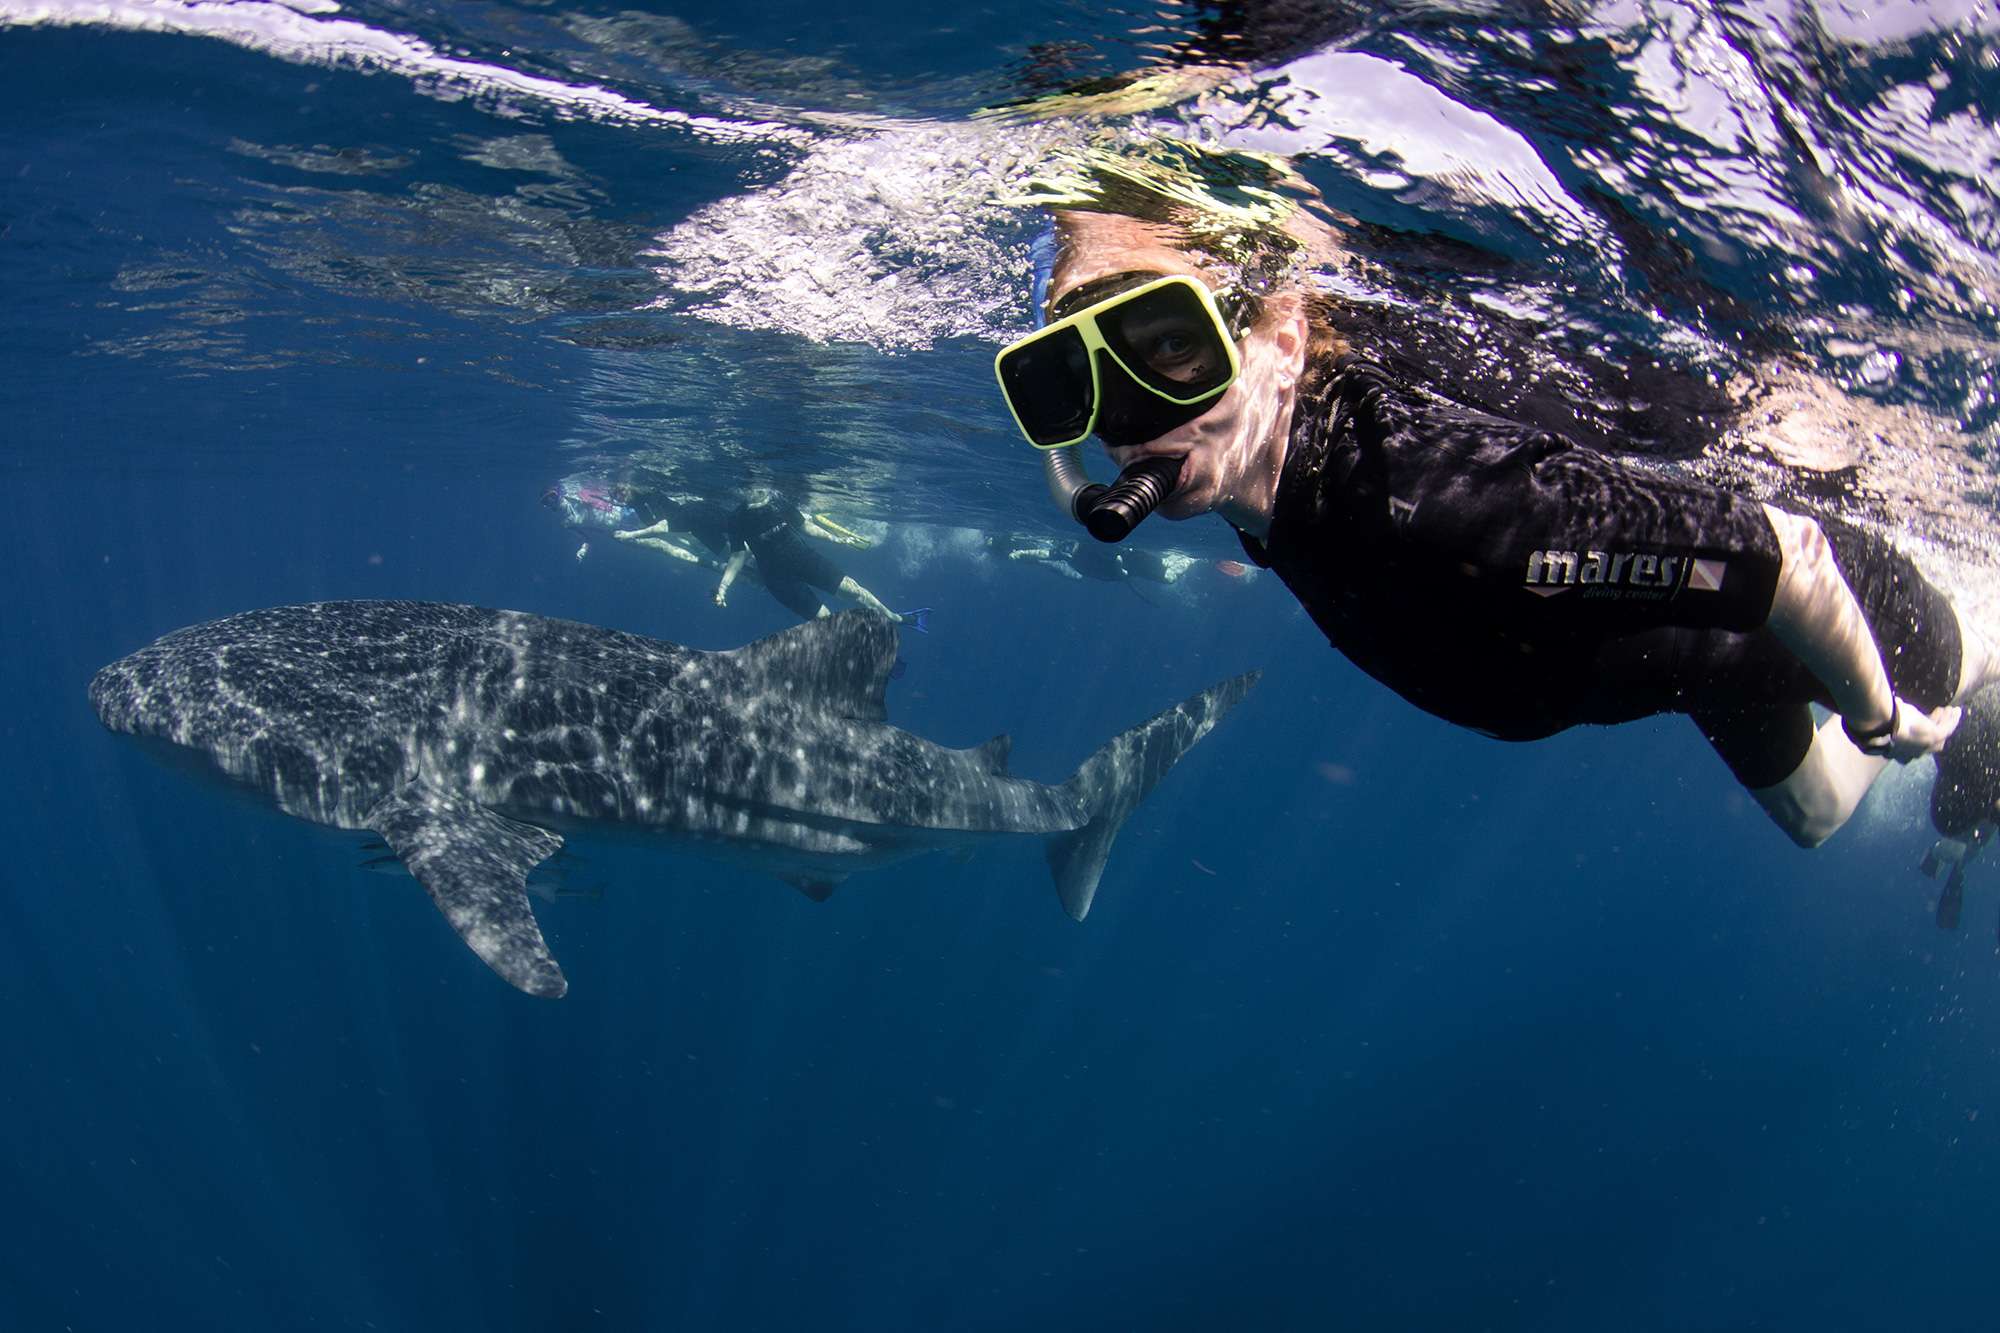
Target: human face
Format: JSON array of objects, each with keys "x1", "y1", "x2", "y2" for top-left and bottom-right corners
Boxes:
[{"x1": 1047, "y1": 215, "x2": 1306, "y2": 530}]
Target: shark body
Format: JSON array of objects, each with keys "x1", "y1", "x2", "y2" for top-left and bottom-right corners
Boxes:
[{"x1": 90, "y1": 601, "x2": 1254, "y2": 997}]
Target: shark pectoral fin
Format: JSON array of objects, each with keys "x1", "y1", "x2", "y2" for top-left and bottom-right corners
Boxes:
[
  {"x1": 783, "y1": 875, "x2": 840, "y2": 903},
  {"x1": 364, "y1": 783, "x2": 570, "y2": 999}
]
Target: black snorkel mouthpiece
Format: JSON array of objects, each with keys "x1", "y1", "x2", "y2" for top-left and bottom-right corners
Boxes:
[{"x1": 1072, "y1": 455, "x2": 1183, "y2": 544}]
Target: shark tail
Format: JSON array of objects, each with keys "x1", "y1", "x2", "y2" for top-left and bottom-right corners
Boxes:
[{"x1": 1045, "y1": 670, "x2": 1259, "y2": 921}]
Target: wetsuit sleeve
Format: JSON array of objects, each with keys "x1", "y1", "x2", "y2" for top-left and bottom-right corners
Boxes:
[{"x1": 1390, "y1": 414, "x2": 1784, "y2": 635}]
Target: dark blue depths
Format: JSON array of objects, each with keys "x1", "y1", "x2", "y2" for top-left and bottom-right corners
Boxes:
[
  {"x1": 7, "y1": 447, "x2": 2000, "y2": 1332},
  {"x1": 6, "y1": 15, "x2": 2000, "y2": 1333}
]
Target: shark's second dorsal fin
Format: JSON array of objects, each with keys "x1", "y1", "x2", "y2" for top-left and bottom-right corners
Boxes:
[
  {"x1": 967, "y1": 734, "x2": 1012, "y2": 774},
  {"x1": 721, "y1": 610, "x2": 899, "y2": 722}
]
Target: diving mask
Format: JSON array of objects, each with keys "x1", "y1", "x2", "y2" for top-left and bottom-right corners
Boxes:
[{"x1": 993, "y1": 271, "x2": 1245, "y2": 450}]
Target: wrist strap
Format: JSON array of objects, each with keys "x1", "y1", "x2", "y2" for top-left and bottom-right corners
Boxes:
[{"x1": 1844, "y1": 706, "x2": 1898, "y2": 748}]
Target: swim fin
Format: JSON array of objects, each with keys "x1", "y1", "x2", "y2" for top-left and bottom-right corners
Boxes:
[
  {"x1": 1918, "y1": 828, "x2": 1992, "y2": 934},
  {"x1": 898, "y1": 608, "x2": 932, "y2": 634},
  {"x1": 1938, "y1": 861, "x2": 1965, "y2": 930}
]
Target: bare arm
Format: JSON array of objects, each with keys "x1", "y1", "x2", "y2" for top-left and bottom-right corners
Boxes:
[
  {"x1": 714, "y1": 548, "x2": 748, "y2": 606},
  {"x1": 1761, "y1": 504, "x2": 1957, "y2": 758}
]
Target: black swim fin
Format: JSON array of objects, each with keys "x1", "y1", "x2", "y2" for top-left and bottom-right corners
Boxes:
[{"x1": 1937, "y1": 862, "x2": 1965, "y2": 930}]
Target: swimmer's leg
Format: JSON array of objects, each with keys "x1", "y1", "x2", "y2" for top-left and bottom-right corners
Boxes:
[
  {"x1": 615, "y1": 519, "x2": 674, "y2": 540},
  {"x1": 804, "y1": 513, "x2": 874, "y2": 549},
  {"x1": 764, "y1": 572, "x2": 826, "y2": 622},
  {"x1": 1952, "y1": 606, "x2": 2000, "y2": 703},
  {"x1": 620, "y1": 535, "x2": 706, "y2": 565},
  {"x1": 1008, "y1": 549, "x2": 1085, "y2": 579},
  {"x1": 1696, "y1": 704, "x2": 1886, "y2": 848},
  {"x1": 1748, "y1": 715, "x2": 1888, "y2": 848},
  {"x1": 834, "y1": 575, "x2": 901, "y2": 621}
]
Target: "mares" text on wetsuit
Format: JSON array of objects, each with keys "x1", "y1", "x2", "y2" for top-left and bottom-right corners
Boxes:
[{"x1": 1522, "y1": 548, "x2": 1730, "y2": 601}]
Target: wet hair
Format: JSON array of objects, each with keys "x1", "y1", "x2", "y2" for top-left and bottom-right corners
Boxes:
[
  {"x1": 1047, "y1": 212, "x2": 1313, "y2": 343},
  {"x1": 1027, "y1": 138, "x2": 1748, "y2": 461},
  {"x1": 1300, "y1": 294, "x2": 1351, "y2": 366},
  {"x1": 1030, "y1": 135, "x2": 1317, "y2": 331}
]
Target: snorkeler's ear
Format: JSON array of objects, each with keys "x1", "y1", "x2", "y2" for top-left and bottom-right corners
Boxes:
[{"x1": 1264, "y1": 293, "x2": 1310, "y2": 391}]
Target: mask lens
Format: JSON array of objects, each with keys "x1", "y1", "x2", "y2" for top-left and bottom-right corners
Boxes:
[
  {"x1": 1096, "y1": 281, "x2": 1234, "y2": 400},
  {"x1": 998, "y1": 325, "x2": 1095, "y2": 446},
  {"x1": 1092, "y1": 350, "x2": 1220, "y2": 448}
]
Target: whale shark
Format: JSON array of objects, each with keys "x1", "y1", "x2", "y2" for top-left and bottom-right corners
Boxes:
[{"x1": 89, "y1": 601, "x2": 1255, "y2": 997}]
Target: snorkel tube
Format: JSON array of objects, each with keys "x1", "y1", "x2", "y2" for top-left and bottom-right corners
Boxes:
[
  {"x1": 1029, "y1": 218, "x2": 1182, "y2": 544},
  {"x1": 1048, "y1": 449, "x2": 1184, "y2": 543}
]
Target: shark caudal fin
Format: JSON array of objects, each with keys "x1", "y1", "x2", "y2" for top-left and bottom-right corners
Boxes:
[{"x1": 1046, "y1": 671, "x2": 1259, "y2": 921}]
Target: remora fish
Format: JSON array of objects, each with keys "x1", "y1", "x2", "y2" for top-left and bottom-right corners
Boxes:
[{"x1": 89, "y1": 601, "x2": 1256, "y2": 997}]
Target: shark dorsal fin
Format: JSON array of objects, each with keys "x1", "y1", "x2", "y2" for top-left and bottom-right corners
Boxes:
[
  {"x1": 720, "y1": 610, "x2": 899, "y2": 722},
  {"x1": 968, "y1": 733, "x2": 1012, "y2": 774}
]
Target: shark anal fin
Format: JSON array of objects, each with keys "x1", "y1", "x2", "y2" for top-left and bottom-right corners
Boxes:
[
  {"x1": 364, "y1": 782, "x2": 569, "y2": 998},
  {"x1": 784, "y1": 875, "x2": 839, "y2": 903}
]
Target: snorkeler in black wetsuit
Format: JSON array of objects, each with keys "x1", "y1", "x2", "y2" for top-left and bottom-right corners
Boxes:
[
  {"x1": 992, "y1": 207, "x2": 2000, "y2": 851},
  {"x1": 717, "y1": 489, "x2": 907, "y2": 623},
  {"x1": 1244, "y1": 355, "x2": 1964, "y2": 791}
]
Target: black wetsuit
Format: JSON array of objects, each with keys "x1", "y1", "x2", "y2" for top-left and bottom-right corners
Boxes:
[
  {"x1": 1238, "y1": 357, "x2": 1961, "y2": 787},
  {"x1": 661, "y1": 498, "x2": 734, "y2": 559},
  {"x1": 729, "y1": 496, "x2": 849, "y2": 620}
]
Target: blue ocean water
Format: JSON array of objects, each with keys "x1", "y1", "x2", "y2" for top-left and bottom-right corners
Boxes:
[{"x1": 6, "y1": 2, "x2": 2000, "y2": 1329}]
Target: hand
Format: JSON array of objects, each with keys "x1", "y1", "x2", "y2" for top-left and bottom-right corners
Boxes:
[
  {"x1": 1845, "y1": 698, "x2": 1961, "y2": 761},
  {"x1": 713, "y1": 589, "x2": 728, "y2": 608}
]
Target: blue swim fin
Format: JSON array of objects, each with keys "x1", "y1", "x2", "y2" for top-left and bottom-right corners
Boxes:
[{"x1": 898, "y1": 607, "x2": 932, "y2": 634}]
